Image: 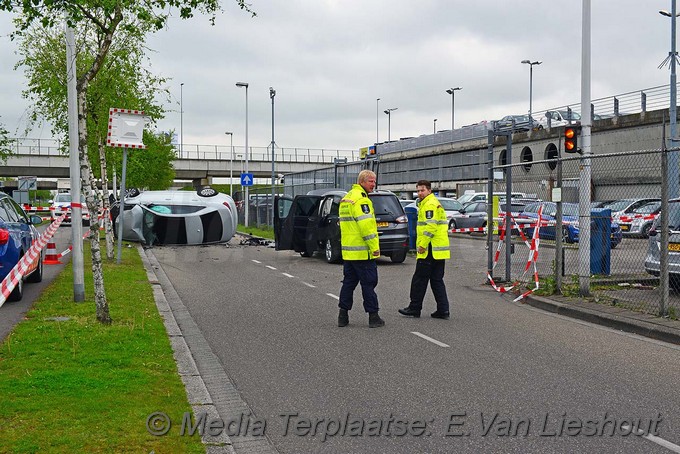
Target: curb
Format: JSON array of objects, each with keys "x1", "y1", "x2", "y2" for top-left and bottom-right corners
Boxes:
[{"x1": 524, "y1": 293, "x2": 680, "y2": 346}]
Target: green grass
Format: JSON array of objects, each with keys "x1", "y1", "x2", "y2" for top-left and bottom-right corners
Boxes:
[
  {"x1": 0, "y1": 242, "x2": 204, "y2": 453},
  {"x1": 238, "y1": 224, "x2": 274, "y2": 240}
]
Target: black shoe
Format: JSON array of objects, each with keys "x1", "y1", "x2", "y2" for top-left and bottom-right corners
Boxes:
[
  {"x1": 430, "y1": 311, "x2": 450, "y2": 320},
  {"x1": 338, "y1": 309, "x2": 349, "y2": 327},
  {"x1": 398, "y1": 307, "x2": 421, "y2": 318},
  {"x1": 368, "y1": 312, "x2": 385, "y2": 328}
]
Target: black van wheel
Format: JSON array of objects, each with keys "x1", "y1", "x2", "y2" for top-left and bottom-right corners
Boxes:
[
  {"x1": 391, "y1": 249, "x2": 407, "y2": 263},
  {"x1": 325, "y1": 239, "x2": 341, "y2": 263}
]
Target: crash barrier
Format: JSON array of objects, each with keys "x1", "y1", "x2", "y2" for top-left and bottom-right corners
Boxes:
[
  {"x1": 0, "y1": 213, "x2": 66, "y2": 308},
  {"x1": 450, "y1": 226, "x2": 486, "y2": 233},
  {"x1": 487, "y1": 206, "x2": 542, "y2": 302}
]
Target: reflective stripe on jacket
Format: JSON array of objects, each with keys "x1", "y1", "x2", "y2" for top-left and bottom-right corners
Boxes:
[
  {"x1": 416, "y1": 193, "x2": 451, "y2": 260},
  {"x1": 339, "y1": 184, "x2": 380, "y2": 260}
]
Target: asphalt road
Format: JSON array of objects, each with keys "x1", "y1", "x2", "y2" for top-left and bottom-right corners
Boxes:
[{"x1": 151, "y1": 237, "x2": 680, "y2": 453}]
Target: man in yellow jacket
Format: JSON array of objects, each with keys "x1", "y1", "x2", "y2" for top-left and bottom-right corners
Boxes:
[
  {"x1": 399, "y1": 179, "x2": 451, "y2": 319},
  {"x1": 337, "y1": 170, "x2": 385, "y2": 328}
]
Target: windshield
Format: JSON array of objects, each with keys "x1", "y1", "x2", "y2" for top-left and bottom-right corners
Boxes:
[
  {"x1": 562, "y1": 204, "x2": 580, "y2": 217},
  {"x1": 439, "y1": 199, "x2": 463, "y2": 211},
  {"x1": 602, "y1": 199, "x2": 634, "y2": 212},
  {"x1": 558, "y1": 110, "x2": 581, "y2": 120},
  {"x1": 55, "y1": 194, "x2": 71, "y2": 203},
  {"x1": 457, "y1": 194, "x2": 475, "y2": 204},
  {"x1": 634, "y1": 201, "x2": 661, "y2": 214}
]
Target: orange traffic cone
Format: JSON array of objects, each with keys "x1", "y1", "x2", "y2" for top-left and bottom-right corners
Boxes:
[{"x1": 43, "y1": 238, "x2": 62, "y2": 265}]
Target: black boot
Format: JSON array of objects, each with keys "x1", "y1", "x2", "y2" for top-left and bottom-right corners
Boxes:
[
  {"x1": 368, "y1": 312, "x2": 385, "y2": 328},
  {"x1": 398, "y1": 306, "x2": 421, "y2": 318},
  {"x1": 338, "y1": 309, "x2": 349, "y2": 327}
]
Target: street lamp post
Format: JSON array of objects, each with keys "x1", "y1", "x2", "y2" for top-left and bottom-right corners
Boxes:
[
  {"x1": 236, "y1": 82, "x2": 249, "y2": 227},
  {"x1": 446, "y1": 87, "x2": 462, "y2": 131},
  {"x1": 376, "y1": 98, "x2": 380, "y2": 143},
  {"x1": 180, "y1": 82, "x2": 184, "y2": 159},
  {"x1": 225, "y1": 131, "x2": 233, "y2": 196},
  {"x1": 521, "y1": 60, "x2": 542, "y2": 122},
  {"x1": 384, "y1": 107, "x2": 397, "y2": 142},
  {"x1": 433, "y1": 118, "x2": 437, "y2": 134},
  {"x1": 660, "y1": 3, "x2": 680, "y2": 199},
  {"x1": 270, "y1": 87, "x2": 276, "y2": 227}
]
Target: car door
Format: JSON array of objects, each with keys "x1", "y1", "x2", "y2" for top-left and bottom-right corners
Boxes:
[
  {"x1": 274, "y1": 195, "x2": 321, "y2": 252},
  {"x1": 317, "y1": 195, "x2": 342, "y2": 246},
  {"x1": 274, "y1": 195, "x2": 294, "y2": 250}
]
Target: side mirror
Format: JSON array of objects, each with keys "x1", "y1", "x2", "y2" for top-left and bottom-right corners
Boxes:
[{"x1": 30, "y1": 215, "x2": 43, "y2": 225}]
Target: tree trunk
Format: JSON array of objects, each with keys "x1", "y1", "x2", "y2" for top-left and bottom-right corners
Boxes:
[
  {"x1": 78, "y1": 85, "x2": 112, "y2": 325},
  {"x1": 99, "y1": 139, "x2": 114, "y2": 260}
]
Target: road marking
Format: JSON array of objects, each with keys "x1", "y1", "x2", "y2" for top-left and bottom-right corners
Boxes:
[
  {"x1": 281, "y1": 273, "x2": 295, "y2": 278},
  {"x1": 266, "y1": 265, "x2": 277, "y2": 270},
  {"x1": 411, "y1": 331, "x2": 450, "y2": 348},
  {"x1": 621, "y1": 424, "x2": 680, "y2": 453},
  {"x1": 252, "y1": 260, "x2": 261, "y2": 264},
  {"x1": 302, "y1": 282, "x2": 316, "y2": 288},
  {"x1": 326, "y1": 293, "x2": 339, "y2": 300}
]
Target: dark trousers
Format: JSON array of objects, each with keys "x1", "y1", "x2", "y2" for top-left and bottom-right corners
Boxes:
[
  {"x1": 409, "y1": 251, "x2": 449, "y2": 313},
  {"x1": 339, "y1": 260, "x2": 379, "y2": 313}
]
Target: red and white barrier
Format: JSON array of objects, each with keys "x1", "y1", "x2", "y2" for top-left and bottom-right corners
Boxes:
[
  {"x1": 0, "y1": 213, "x2": 66, "y2": 308},
  {"x1": 450, "y1": 226, "x2": 486, "y2": 233}
]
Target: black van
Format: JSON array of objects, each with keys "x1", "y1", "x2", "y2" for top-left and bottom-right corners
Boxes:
[{"x1": 274, "y1": 189, "x2": 410, "y2": 263}]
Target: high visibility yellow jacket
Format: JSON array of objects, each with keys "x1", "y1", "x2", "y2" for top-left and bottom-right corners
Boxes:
[
  {"x1": 417, "y1": 193, "x2": 451, "y2": 260},
  {"x1": 339, "y1": 184, "x2": 380, "y2": 260}
]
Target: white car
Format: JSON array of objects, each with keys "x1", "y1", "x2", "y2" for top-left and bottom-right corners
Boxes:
[
  {"x1": 49, "y1": 192, "x2": 90, "y2": 225},
  {"x1": 404, "y1": 197, "x2": 464, "y2": 230},
  {"x1": 112, "y1": 188, "x2": 238, "y2": 246},
  {"x1": 539, "y1": 109, "x2": 581, "y2": 128}
]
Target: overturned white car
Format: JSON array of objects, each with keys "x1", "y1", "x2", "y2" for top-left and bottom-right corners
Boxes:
[{"x1": 111, "y1": 188, "x2": 238, "y2": 246}]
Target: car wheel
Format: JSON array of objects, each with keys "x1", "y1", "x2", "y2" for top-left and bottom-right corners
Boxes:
[
  {"x1": 198, "y1": 187, "x2": 219, "y2": 197},
  {"x1": 449, "y1": 219, "x2": 457, "y2": 231},
  {"x1": 8, "y1": 276, "x2": 23, "y2": 302},
  {"x1": 25, "y1": 255, "x2": 43, "y2": 283},
  {"x1": 641, "y1": 223, "x2": 652, "y2": 237},
  {"x1": 325, "y1": 239, "x2": 341, "y2": 263},
  {"x1": 390, "y1": 249, "x2": 407, "y2": 263},
  {"x1": 562, "y1": 226, "x2": 573, "y2": 243},
  {"x1": 611, "y1": 241, "x2": 618, "y2": 250}
]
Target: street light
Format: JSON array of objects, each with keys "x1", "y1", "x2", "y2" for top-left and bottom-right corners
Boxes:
[
  {"x1": 225, "y1": 131, "x2": 233, "y2": 196},
  {"x1": 180, "y1": 82, "x2": 184, "y2": 158},
  {"x1": 384, "y1": 107, "x2": 397, "y2": 142},
  {"x1": 236, "y1": 82, "x2": 249, "y2": 227},
  {"x1": 433, "y1": 118, "x2": 437, "y2": 134},
  {"x1": 521, "y1": 60, "x2": 542, "y2": 122},
  {"x1": 376, "y1": 98, "x2": 380, "y2": 143},
  {"x1": 660, "y1": 3, "x2": 680, "y2": 199},
  {"x1": 269, "y1": 86, "x2": 276, "y2": 227},
  {"x1": 445, "y1": 87, "x2": 462, "y2": 131}
]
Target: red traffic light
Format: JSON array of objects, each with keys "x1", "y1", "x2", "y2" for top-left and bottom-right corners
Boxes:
[{"x1": 564, "y1": 126, "x2": 580, "y2": 153}]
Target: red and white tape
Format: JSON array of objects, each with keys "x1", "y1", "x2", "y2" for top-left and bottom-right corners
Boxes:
[{"x1": 0, "y1": 213, "x2": 67, "y2": 308}]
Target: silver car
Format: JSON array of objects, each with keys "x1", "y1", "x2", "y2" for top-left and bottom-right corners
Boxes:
[{"x1": 644, "y1": 199, "x2": 680, "y2": 285}]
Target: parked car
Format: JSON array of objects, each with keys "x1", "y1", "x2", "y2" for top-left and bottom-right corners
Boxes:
[
  {"x1": 111, "y1": 188, "x2": 238, "y2": 246},
  {"x1": 457, "y1": 191, "x2": 527, "y2": 205},
  {"x1": 591, "y1": 200, "x2": 615, "y2": 209},
  {"x1": 617, "y1": 200, "x2": 661, "y2": 237},
  {"x1": 404, "y1": 197, "x2": 465, "y2": 230},
  {"x1": 602, "y1": 198, "x2": 661, "y2": 223},
  {"x1": 274, "y1": 189, "x2": 410, "y2": 263},
  {"x1": 519, "y1": 201, "x2": 622, "y2": 248},
  {"x1": 494, "y1": 114, "x2": 541, "y2": 132},
  {"x1": 539, "y1": 109, "x2": 581, "y2": 128},
  {"x1": 399, "y1": 199, "x2": 416, "y2": 209},
  {"x1": 0, "y1": 192, "x2": 44, "y2": 302},
  {"x1": 49, "y1": 192, "x2": 90, "y2": 225},
  {"x1": 645, "y1": 199, "x2": 680, "y2": 286},
  {"x1": 449, "y1": 201, "x2": 488, "y2": 231}
]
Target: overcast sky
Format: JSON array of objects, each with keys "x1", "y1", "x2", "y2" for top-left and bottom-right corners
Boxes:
[{"x1": 0, "y1": 1, "x2": 675, "y2": 152}]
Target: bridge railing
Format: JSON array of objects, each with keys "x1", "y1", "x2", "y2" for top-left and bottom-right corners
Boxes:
[{"x1": 5, "y1": 138, "x2": 359, "y2": 163}]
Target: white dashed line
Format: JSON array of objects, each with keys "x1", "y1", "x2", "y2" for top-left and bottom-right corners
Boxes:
[
  {"x1": 326, "y1": 293, "x2": 339, "y2": 300},
  {"x1": 252, "y1": 260, "x2": 261, "y2": 264},
  {"x1": 302, "y1": 282, "x2": 316, "y2": 288},
  {"x1": 266, "y1": 265, "x2": 277, "y2": 270},
  {"x1": 621, "y1": 424, "x2": 680, "y2": 453},
  {"x1": 411, "y1": 332, "x2": 450, "y2": 348},
  {"x1": 281, "y1": 273, "x2": 295, "y2": 278}
]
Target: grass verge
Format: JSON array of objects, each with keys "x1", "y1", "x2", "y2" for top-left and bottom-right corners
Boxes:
[
  {"x1": 0, "y1": 241, "x2": 204, "y2": 453},
  {"x1": 238, "y1": 224, "x2": 274, "y2": 240}
]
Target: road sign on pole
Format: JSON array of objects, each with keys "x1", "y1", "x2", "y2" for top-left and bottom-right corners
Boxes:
[{"x1": 241, "y1": 173, "x2": 254, "y2": 186}]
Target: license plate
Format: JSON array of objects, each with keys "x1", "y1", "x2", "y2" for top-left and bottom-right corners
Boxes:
[
  {"x1": 669, "y1": 243, "x2": 680, "y2": 252},
  {"x1": 620, "y1": 224, "x2": 630, "y2": 231},
  {"x1": 377, "y1": 222, "x2": 389, "y2": 228}
]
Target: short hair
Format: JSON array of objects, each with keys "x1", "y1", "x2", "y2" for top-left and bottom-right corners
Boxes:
[
  {"x1": 357, "y1": 170, "x2": 376, "y2": 184},
  {"x1": 416, "y1": 179, "x2": 431, "y2": 190}
]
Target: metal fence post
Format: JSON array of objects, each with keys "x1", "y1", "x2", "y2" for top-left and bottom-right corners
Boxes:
[
  {"x1": 505, "y1": 134, "x2": 513, "y2": 283},
  {"x1": 487, "y1": 131, "x2": 494, "y2": 278},
  {"x1": 661, "y1": 118, "x2": 669, "y2": 317},
  {"x1": 641, "y1": 91, "x2": 647, "y2": 112}
]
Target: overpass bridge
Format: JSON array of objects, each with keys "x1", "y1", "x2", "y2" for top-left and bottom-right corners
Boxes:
[{"x1": 0, "y1": 141, "x2": 358, "y2": 184}]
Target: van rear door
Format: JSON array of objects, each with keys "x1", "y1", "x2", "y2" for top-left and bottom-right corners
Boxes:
[{"x1": 274, "y1": 195, "x2": 321, "y2": 251}]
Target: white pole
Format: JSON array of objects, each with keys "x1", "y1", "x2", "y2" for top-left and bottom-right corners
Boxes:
[{"x1": 579, "y1": 0, "x2": 592, "y2": 296}]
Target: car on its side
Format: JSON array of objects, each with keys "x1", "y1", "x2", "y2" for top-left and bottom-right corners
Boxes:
[
  {"x1": 274, "y1": 189, "x2": 410, "y2": 263},
  {"x1": 0, "y1": 192, "x2": 44, "y2": 302},
  {"x1": 617, "y1": 200, "x2": 661, "y2": 237},
  {"x1": 519, "y1": 201, "x2": 622, "y2": 248},
  {"x1": 111, "y1": 188, "x2": 238, "y2": 246},
  {"x1": 49, "y1": 192, "x2": 90, "y2": 225},
  {"x1": 645, "y1": 199, "x2": 680, "y2": 286}
]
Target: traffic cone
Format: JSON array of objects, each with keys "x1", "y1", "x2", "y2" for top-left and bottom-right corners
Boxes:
[{"x1": 43, "y1": 238, "x2": 62, "y2": 265}]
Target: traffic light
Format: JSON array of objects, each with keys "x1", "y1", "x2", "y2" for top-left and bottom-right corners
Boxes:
[{"x1": 564, "y1": 125, "x2": 581, "y2": 154}]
